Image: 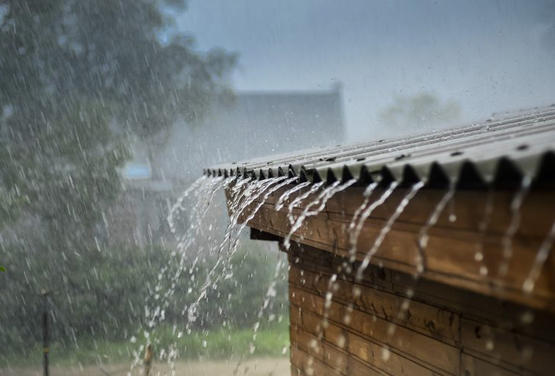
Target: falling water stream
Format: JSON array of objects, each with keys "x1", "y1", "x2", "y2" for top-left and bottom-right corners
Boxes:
[
  {"x1": 347, "y1": 182, "x2": 378, "y2": 250},
  {"x1": 315, "y1": 181, "x2": 387, "y2": 336},
  {"x1": 416, "y1": 182, "x2": 456, "y2": 275},
  {"x1": 474, "y1": 189, "x2": 495, "y2": 278},
  {"x1": 186, "y1": 177, "x2": 290, "y2": 324},
  {"x1": 286, "y1": 181, "x2": 325, "y2": 224},
  {"x1": 275, "y1": 181, "x2": 312, "y2": 211},
  {"x1": 348, "y1": 182, "x2": 398, "y2": 263},
  {"x1": 385, "y1": 181, "x2": 457, "y2": 343},
  {"x1": 283, "y1": 179, "x2": 357, "y2": 250},
  {"x1": 355, "y1": 182, "x2": 424, "y2": 283},
  {"x1": 133, "y1": 176, "x2": 289, "y2": 375},
  {"x1": 134, "y1": 167, "x2": 553, "y2": 375},
  {"x1": 523, "y1": 220, "x2": 555, "y2": 294},
  {"x1": 498, "y1": 175, "x2": 532, "y2": 277},
  {"x1": 131, "y1": 176, "x2": 230, "y2": 372}
]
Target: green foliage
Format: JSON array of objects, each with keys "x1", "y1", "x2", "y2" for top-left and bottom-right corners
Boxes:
[
  {"x1": 379, "y1": 92, "x2": 461, "y2": 130},
  {"x1": 0, "y1": 242, "x2": 288, "y2": 358},
  {"x1": 0, "y1": 321, "x2": 289, "y2": 368},
  {"x1": 0, "y1": 0, "x2": 236, "y2": 358},
  {"x1": 0, "y1": 0, "x2": 235, "y2": 228}
]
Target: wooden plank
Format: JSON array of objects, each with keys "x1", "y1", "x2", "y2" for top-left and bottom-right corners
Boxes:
[
  {"x1": 247, "y1": 201, "x2": 555, "y2": 311},
  {"x1": 286, "y1": 240, "x2": 555, "y2": 376},
  {"x1": 290, "y1": 303, "x2": 302, "y2": 327},
  {"x1": 348, "y1": 331, "x2": 439, "y2": 376},
  {"x1": 250, "y1": 227, "x2": 282, "y2": 241},
  {"x1": 243, "y1": 184, "x2": 555, "y2": 238},
  {"x1": 291, "y1": 300, "x2": 459, "y2": 375},
  {"x1": 460, "y1": 354, "x2": 525, "y2": 376},
  {"x1": 329, "y1": 306, "x2": 459, "y2": 375},
  {"x1": 460, "y1": 318, "x2": 555, "y2": 375},
  {"x1": 290, "y1": 242, "x2": 555, "y2": 343},
  {"x1": 387, "y1": 265, "x2": 555, "y2": 344},
  {"x1": 291, "y1": 364, "x2": 304, "y2": 376},
  {"x1": 290, "y1": 326, "x2": 349, "y2": 373},
  {"x1": 348, "y1": 356, "x2": 390, "y2": 376},
  {"x1": 290, "y1": 346, "x2": 343, "y2": 376},
  {"x1": 289, "y1": 269, "x2": 460, "y2": 346},
  {"x1": 324, "y1": 323, "x2": 349, "y2": 350}
]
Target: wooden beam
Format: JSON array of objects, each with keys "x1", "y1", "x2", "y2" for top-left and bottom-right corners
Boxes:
[{"x1": 249, "y1": 228, "x2": 283, "y2": 242}]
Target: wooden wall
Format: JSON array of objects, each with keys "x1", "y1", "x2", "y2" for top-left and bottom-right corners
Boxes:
[
  {"x1": 286, "y1": 242, "x2": 555, "y2": 376},
  {"x1": 243, "y1": 186, "x2": 555, "y2": 312}
]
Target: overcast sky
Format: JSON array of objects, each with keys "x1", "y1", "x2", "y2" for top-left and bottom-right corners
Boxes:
[{"x1": 175, "y1": 0, "x2": 555, "y2": 141}]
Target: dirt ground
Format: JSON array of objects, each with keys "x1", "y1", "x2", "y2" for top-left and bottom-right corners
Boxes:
[{"x1": 0, "y1": 357, "x2": 290, "y2": 376}]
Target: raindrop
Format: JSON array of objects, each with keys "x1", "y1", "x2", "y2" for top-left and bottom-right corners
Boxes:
[
  {"x1": 381, "y1": 347, "x2": 391, "y2": 361},
  {"x1": 523, "y1": 220, "x2": 555, "y2": 294},
  {"x1": 498, "y1": 175, "x2": 532, "y2": 277}
]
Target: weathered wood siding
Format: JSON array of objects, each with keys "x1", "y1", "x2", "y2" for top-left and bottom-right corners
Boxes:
[
  {"x1": 286, "y1": 243, "x2": 555, "y2": 376},
  {"x1": 231, "y1": 182, "x2": 555, "y2": 375},
  {"x1": 240, "y1": 185, "x2": 555, "y2": 312}
]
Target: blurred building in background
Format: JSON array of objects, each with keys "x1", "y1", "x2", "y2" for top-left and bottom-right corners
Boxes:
[{"x1": 108, "y1": 85, "x2": 346, "y2": 247}]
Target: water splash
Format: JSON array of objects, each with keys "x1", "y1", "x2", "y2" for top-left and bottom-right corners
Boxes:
[
  {"x1": 498, "y1": 175, "x2": 532, "y2": 277},
  {"x1": 355, "y1": 182, "x2": 424, "y2": 283},
  {"x1": 283, "y1": 179, "x2": 357, "y2": 249},
  {"x1": 523, "y1": 220, "x2": 555, "y2": 294}
]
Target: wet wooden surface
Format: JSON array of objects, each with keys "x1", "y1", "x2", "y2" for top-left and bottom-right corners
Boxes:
[
  {"x1": 231, "y1": 184, "x2": 555, "y2": 312},
  {"x1": 287, "y1": 243, "x2": 555, "y2": 376}
]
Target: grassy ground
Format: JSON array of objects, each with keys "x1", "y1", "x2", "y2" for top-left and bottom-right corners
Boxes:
[
  {"x1": 0, "y1": 321, "x2": 290, "y2": 374},
  {"x1": 0, "y1": 357, "x2": 290, "y2": 376}
]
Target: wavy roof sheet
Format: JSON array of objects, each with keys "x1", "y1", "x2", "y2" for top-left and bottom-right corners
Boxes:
[{"x1": 204, "y1": 105, "x2": 555, "y2": 189}]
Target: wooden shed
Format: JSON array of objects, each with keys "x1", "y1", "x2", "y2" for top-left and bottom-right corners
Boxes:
[{"x1": 206, "y1": 106, "x2": 555, "y2": 375}]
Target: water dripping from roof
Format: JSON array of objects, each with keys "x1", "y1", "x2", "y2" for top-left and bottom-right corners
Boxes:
[
  {"x1": 133, "y1": 175, "x2": 231, "y2": 372},
  {"x1": 286, "y1": 181, "x2": 325, "y2": 225},
  {"x1": 167, "y1": 175, "x2": 207, "y2": 234},
  {"x1": 186, "y1": 177, "x2": 290, "y2": 330},
  {"x1": 275, "y1": 181, "x2": 311, "y2": 211},
  {"x1": 416, "y1": 182, "x2": 456, "y2": 275},
  {"x1": 498, "y1": 175, "x2": 532, "y2": 277},
  {"x1": 348, "y1": 181, "x2": 399, "y2": 264},
  {"x1": 355, "y1": 181, "x2": 424, "y2": 283},
  {"x1": 283, "y1": 179, "x2": 357, "y2": 250},
  {"x1": 523, "y1": 220, "x2": 555, "y2": 294},
  {"x1": 248, "y1": 256, "x2": 287, "y2": 357},
  {"x1": 474, "y1": 189, "x2": 495, "y2": 278}
]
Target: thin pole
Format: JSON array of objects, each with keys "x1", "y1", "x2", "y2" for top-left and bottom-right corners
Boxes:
[{"x1": 41, "y1": 289, "x2": 49, "y2": 376}]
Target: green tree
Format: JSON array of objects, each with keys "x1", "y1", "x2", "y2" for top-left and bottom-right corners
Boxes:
[
  {"x1": 379, "y1": 92, "x2": 461, "y2": 130},
  {"x1": 0, "y1": 0, "x2": 235, "y2": 349}
]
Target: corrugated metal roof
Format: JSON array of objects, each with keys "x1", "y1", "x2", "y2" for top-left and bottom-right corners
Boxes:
[{"x1": 204, "y1": 105, "x2": 555, "y2": 189}]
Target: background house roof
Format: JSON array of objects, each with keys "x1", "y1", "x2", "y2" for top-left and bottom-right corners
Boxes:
[
  {"x1": 155, "y1": 87, "x2": 345, "y2": 182},
  {"x1": 205, "y1": 105, "x2": 555, "y2": 189}
]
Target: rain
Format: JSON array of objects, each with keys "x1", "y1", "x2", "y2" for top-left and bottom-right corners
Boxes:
[{"x1": 1, "y1": 1, "x2": 555, "y2": 376}]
